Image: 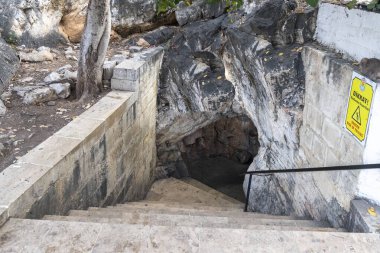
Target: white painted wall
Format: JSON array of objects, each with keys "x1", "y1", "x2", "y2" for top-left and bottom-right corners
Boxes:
[
  {"x1": 361, "y1": 86, "x2": 380, "y2": 205},
  {"x1": 316, "y1": 3, "x2": 380, "y2": 61}
]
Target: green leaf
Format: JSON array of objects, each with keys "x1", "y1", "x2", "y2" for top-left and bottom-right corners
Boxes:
[
  {"x1": 367, "y1": 0, "x2": 378, "y2": 9},
  {"x1": 346, "y1": 0, "x2": 357, "y2": 9},
  {"x1": 306, "y1": 0, "x2": 319, "y2": 8}
]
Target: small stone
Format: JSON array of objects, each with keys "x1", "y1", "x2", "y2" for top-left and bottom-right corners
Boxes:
[
  {"x1": 136, "y1": 38, "x2": 151, "y2": 48},
  {"x1": 19, "y1": 50, "x2": 54, "y2": 62},
  {"x1": 23, "y1": 87, "x2": 58, "y2": 105},
  {"x1": 37, "y1": 46, "x2": 51, "y2": 52},
  {"x1": 0, "y1": 99, "x2": 6, "y2": 116},
  {"x1": 20, "y1": 77, "x2": 34, "y2": 83},
  {"x1": 44, "y1": 72, "x2": 62, "y2": 83},
  {"x1": 56, "y1": 64, "x2": 73, "y2": 74},
  {"x1": 129, "y1": 46, "x2": 143, "y2": 53},
  {"x1": 13, "y1": 86, "x2": 43, "y2": 97},
  {"x1": 1, "y1": 92, "x2": 12, "y2": 101},
  {"x1": 47, "y1": 101, "x2": 56, "y2": 106},
  {"x1": 49, "y1": 83, "x2": 71, "y2": 99},
  {"x1": 64, "y1": 70, "x2": 77, "y2": 80}
]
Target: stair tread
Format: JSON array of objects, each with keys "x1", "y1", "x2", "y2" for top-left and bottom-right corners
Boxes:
[
  {"x1": 90, "y1": 205, "x2": 303, "y2": 220},
  {"x1": 1, "y1": 219, "x2": 377, "y2": 252},
  {"x1": 180, "y1": 178, "x2": 243, "y2": 204},
  {"x1": 44, "y1": 215, "x2": 342, "y2": 232},
  {"x1": 145, "y1": 178, "x2": 240, "y2": 207},
  {"x1": 102, "y1": 205, "x2": 299, "y2": 220},
  {"x1": 66, "y1": 209, "x2": 330, "y2": 229},
  {"x1": 125, "y1": 200, "x2": 244, "y2": 210}
]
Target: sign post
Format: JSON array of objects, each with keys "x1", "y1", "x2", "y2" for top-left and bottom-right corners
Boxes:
[{"x1": 345, "y1": 72, "x2": 377, "y2": 145}]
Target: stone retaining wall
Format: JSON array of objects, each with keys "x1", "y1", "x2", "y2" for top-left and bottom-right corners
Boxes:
[{"x1": 0, "y1": 47, "x2": 164, "y2": 226}]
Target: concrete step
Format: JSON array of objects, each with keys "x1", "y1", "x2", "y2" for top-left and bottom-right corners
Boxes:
[
  {"x1": 1, "y1": 219, "x2": 378, "y2": 252},
  {"x1": 44, "y1": 215, "x2": 341, "y2": 232},
  {"x1": 102, "y1": 205, "x2": 298, "y2": 220},
  {"x1": 65, "y1": 209, "x2": 332, "y2": 231},
  {"x1": 123, "y1": 200, "x2": 244, "y2": 211},
  {"x1": 180, "y1": 178, "x2": 243, "y2": 205},
  {"x1": 145, "y1": 178, "x2": 240, "y2": 207}
]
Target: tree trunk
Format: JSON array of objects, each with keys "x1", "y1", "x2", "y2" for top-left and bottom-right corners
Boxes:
[{"x1": 76, "y1": 0, "x2": 111, "y2": 99}]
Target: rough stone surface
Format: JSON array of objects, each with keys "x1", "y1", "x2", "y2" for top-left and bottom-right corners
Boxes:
[
  {"x1": 0, "y1": 0, "x2": 68, "y2": 47},
  {"x1": 49, "y1": 83, "x2": 71, "y2": 99},
  {"x1": 175, "y1": 0, "x2": 226, "y2": 26},
  {"x1": 44, "y1": 72, "x2": 62, "y2": 83},
  {"x1": 0, "y1": 99, "x2": 6, "y2": 116},
  {"x1": 19, "y1": 50, "x2": 54, "y2": 62},
  {"x1": 0, "y1": 39, "x2": 19, "y2": 93},
  {"x1": 111, "y1": 0, "x2": 156, "y2": 35},
  {"x1": 23, "y1": 87, "x2": 58, "y2": 105}
]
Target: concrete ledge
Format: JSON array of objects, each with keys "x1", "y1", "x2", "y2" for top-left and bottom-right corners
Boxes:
[{"x1": 316, "y1": 3, "x2": 380, "y2": 61}]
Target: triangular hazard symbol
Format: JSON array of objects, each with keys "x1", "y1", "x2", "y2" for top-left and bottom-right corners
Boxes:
[{"x1": 352, "y1": 106, "x2": 361, "y2": 125}]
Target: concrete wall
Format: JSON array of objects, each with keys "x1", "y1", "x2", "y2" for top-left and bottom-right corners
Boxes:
[
  {"x1": 297, "y1": 46, "x2": 380, "y2": 226},
  {"x1": 0, "y1": 48, "x2": 163, "y2": 226},
  {"x1": 316, "y1": 3, "x2": 380, "y2": 61}
]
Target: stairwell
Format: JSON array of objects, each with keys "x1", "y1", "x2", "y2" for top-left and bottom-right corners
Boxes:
[{"x1": 0, "y1": 177, "x2": 379, "y2": 252}]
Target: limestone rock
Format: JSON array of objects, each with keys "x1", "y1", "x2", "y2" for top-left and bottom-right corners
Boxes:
[
  {"x1": 0, "y1": 39, "x2": 20, "y2": 93},
  {"x1": 44, "y1": 72, "x2": 62, "y2": 83},
  {"x1": 57, "y1": 65, "x2": 73, "y2": 74},
  {"x1": 112, "y1": 0, "x2": 157, "y2": 36},
  {"x1": 136, "y1": 38, "x2": 151, "y2": 48},
  {"x1": 0, "y1": 0, "x2": 68, "y2": 47},
  {"x1": 239, "y1": 0, "x2": 316, "y2": 46},
  {"x1": 49, "y1": 83, "x2": 71, "y2": 99},
  {"x1": 23, "y1": 87, "x2": 58, "y2": 105},
  {"x1": 0, "y1": 99, "x2": 6, "y2": 116},
  {"x1": 19, "y1": 50, "x2": 54, "y2": 62},
  {"x1": 59, "y1": 0, "x2": 88, "y2": 43},
  {"x1": 175, "y1": 0, "x2": 226, "y2": 26},
  {"x1": 63, "y1": 70, "x2": 78, "y2": 81},
  {"x1": 13, "y1": 86, "x2": 43, "y2": 97}
]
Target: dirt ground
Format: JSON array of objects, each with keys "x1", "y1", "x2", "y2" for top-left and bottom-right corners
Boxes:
[{"x1": 0, "y1": 41, "x2": 130, "y2": 172}]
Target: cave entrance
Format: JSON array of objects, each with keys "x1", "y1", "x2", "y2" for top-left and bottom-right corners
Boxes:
[{"x1": 179, "y1": 115, "x2": 259, "y2": 202}]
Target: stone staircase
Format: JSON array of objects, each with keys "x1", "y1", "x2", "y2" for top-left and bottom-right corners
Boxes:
[{"x1": 1, "y1": 178, "x2": 379, "y2": 252}]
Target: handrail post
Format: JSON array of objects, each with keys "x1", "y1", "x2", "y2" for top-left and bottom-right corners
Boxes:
[{"x1": 244, "y1": 174, "x2": 253, "y2": 212}]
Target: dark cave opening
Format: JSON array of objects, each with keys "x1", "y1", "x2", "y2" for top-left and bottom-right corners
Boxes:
[{"x1": 179, "y1": 115, "x2": 260, "y2": 202}]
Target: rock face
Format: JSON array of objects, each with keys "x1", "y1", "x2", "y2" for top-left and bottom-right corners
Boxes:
[
  {"x1": 175, "y1": 0, "x2": 226, "y2": 26},
  {"x1": 111, "y1": 0, "x2": 157, "y2": 36},
  {"x1": 149, "y1": 0, "x2": 363, "y2": 229},
  {"x1": 0, "y1": 39, "x2": 19, "y2": 93},
  {"x1": 0, "y1": 0, "x2": 68, "y2": 47},
  {"x1": 0, "y1": 0, "x2": 159, "y2": 46}
]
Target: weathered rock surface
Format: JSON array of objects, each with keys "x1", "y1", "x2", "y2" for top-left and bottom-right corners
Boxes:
[
  {"x1": 0, "y1": 99, "x2": 6, "y2": 116},
  {"x1": 149, "y1": 0, "x2": 356, "y2": 229},
  {"x1": 112, "y1": 0, "x2": 157, "y2": 36},
  {"x1": 175, "y1": 0, "x2": 226, "y2": 26},
  {"x1": 23, "y1": 87, "x2": 58, "y2": 105},
  {"x1": 49, "y1": 83, "x2": 71, "y2": 99},
  {"x1": 0, "y1": 0, "x2": 68, "y2": 47},
  {"x1": 19, "y1": 49, "x2": 54, "y2": 62},
  {"x1": 0, "y1": 39, "x2": 19, "y2": 93}
]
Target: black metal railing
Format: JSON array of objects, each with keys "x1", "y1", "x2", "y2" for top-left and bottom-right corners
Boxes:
[{"x1": 244, "y1": 163, "x2": 380, "y2": 212}]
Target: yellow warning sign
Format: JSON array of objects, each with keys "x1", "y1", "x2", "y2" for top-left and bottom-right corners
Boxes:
[{"x1": 345, "y1": 72, "x2": 376, "y2": 143}]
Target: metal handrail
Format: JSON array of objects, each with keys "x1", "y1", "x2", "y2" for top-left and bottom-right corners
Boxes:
[{"x1": 244, "y1": 163, "x2": 380, "y2": 212}]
